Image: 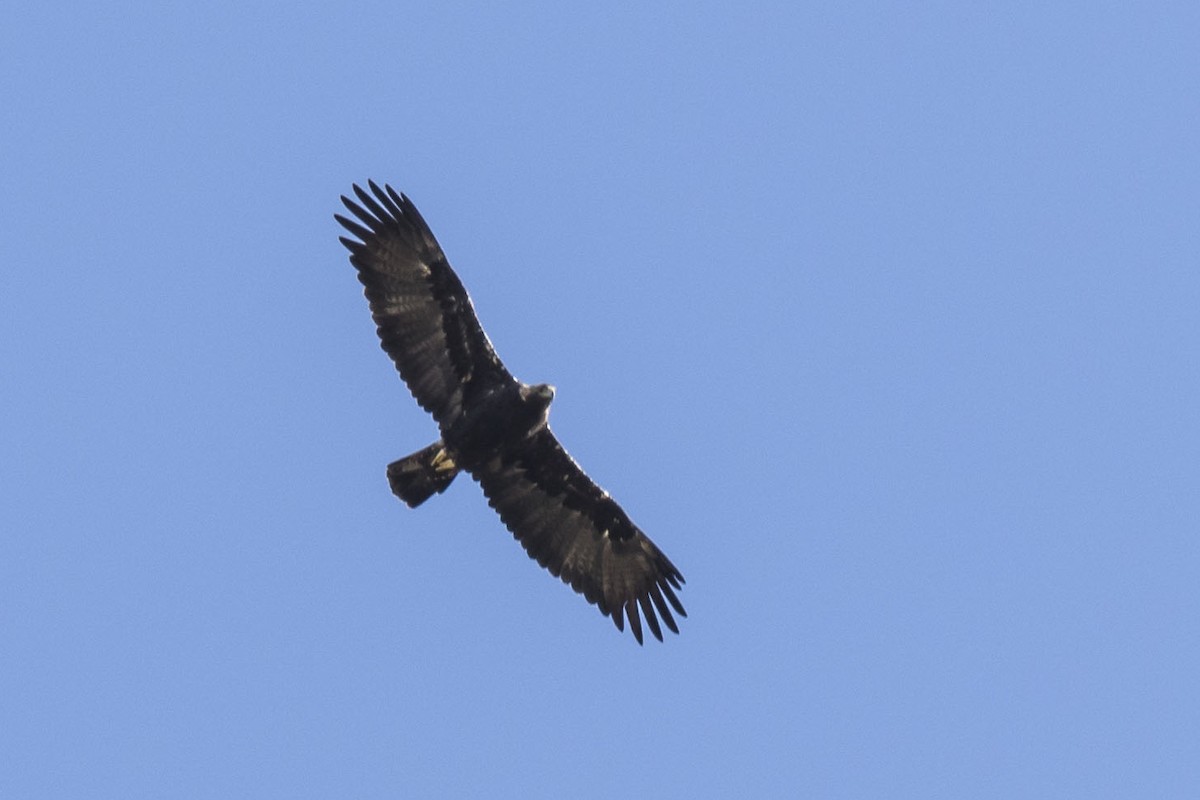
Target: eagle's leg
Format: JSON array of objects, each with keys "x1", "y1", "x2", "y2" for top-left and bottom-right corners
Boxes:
[{"x1": 386, "y1": 441, "x2": 460, "y2": 508}]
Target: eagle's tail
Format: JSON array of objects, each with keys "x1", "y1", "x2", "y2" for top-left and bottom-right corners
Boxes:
[{"x1": 387, "y1": 442, "x2": 460, "y2": 508}]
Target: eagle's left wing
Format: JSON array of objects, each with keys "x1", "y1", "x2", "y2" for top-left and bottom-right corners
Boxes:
[
  {"x1": 472, "y1": 428, "x2": 686, "y2": 644},
  {"x1": 336, "y1": 182, "x2": 513, "y2": 427}
]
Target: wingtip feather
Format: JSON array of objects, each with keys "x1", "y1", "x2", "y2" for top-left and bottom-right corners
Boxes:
[
  {"x1": 639, "y1": 595, "x2": 664, "y2": 642},
  {"x1": 626, "y1": 599, "x2": 644, "y2": 645},
  {"x1": 649, "y1": 584, "x2": 678, "y2": 635}
]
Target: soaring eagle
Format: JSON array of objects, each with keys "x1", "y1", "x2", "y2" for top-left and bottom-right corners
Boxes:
[{"x1": 336, "y1": 182, "x2": 686, "y2": 644}]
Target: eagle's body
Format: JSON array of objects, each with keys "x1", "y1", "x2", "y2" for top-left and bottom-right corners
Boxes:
[{"x1": 336, "y1": 182, "x2": 685, "y2": 643}]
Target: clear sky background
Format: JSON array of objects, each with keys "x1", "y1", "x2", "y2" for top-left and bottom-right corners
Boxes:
[{"x1": 3, "y1": 3, "x2": 1198, "y2": 797}]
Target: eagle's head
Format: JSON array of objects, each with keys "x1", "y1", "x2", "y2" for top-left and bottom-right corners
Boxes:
[{"x1": 519, "y1": 383, "x2": 556, "y2": 427}]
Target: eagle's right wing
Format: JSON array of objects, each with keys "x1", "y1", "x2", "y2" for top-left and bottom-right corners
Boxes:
[
  {"x1": 472, "y1": 428, "x2": 686, "y2": 644},
  {"x1": 336, "y1": 182, "x2": 511, "y2": 425}
]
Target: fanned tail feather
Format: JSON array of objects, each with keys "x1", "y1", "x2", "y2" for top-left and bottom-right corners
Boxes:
[{"x1": 387, "y1": 442, "x2": 459, "y2": 507}]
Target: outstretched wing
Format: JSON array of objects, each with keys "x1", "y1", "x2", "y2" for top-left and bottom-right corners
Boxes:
[
  {"x1": 336, "y1": 181, "x2": 511, "y2": 425},
  {"x1": 472, "y1": 428, "x2": 686, "y2": 644}
]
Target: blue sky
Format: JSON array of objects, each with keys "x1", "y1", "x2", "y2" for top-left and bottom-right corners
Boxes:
[{"x1": 3, "y1": 2, "x2": 1198, "y2": 797}]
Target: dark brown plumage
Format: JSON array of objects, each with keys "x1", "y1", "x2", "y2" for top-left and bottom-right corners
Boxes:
[{"x1": 336, "y1": 182, "x2": 685, "y2": 643}]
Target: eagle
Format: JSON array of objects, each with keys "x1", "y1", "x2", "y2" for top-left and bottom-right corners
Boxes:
[{"x1": 336, "y1": 182, "x2": 686, "y2": 644}]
